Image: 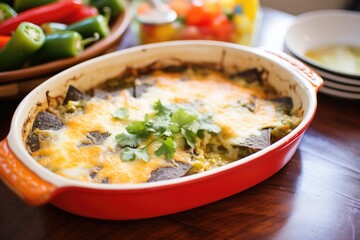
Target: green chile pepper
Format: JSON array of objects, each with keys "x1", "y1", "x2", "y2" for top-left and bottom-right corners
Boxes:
[
  {"x1": 66, "y1": 14, "x2": 110, "y2": 39},
  {"x1": 14, "y1": 0, "x2": 57, "y2": 12},
  {"x1": 90, "y1": 0, "x2": 124, "y2": 21},
  {"x1": 0, "y1": 22, "x2": 45, "y2": 71},
  {"x1": 41, "y1": 22, "x2": 67, "y2": 34},
  {"x1": 29, "y1": 31, "x2": 99, "y2": 65},
  {"x1": 0, "y1": 3, "x2": 17, "y2": 22}
]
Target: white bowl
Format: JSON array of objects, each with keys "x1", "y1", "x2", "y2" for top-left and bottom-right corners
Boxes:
[{"x1": 284, "y1": 10, "x2": 360, "y2": 78}]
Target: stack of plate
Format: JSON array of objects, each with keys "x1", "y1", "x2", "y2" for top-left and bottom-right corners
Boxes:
[{"x1": 284, "y1": 10, "x2": 360, "y2": 100}]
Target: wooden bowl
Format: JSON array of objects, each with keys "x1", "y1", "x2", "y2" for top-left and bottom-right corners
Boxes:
[{"x1": 0, "y1": 0, "x2": 132, "y2": 85}]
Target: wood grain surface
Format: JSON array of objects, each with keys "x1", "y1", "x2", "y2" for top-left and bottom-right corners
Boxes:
[{"x1": 1, "y1": 8, "x2": 359, "y2": 240}]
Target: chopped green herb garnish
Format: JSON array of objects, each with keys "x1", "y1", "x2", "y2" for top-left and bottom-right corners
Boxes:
[
  {"x1": 153, "y1": 99, "x2": 172, "y2": 116},
  {"x1": 121, "y1": 147, "x2": 150, "y2": 162},
  {"x1": 171, "y1": 108, "x2": 197, "y2": 127},
  {"x1": 115, "y1": 100, "x2": 221, "y2": 162},
  {"x1": 112, "y1": 107, "x2": 129, "y2": 120},
  {"x1": 126, "y1": 120, "x2": 149, "y2": 139},
  {"x1": 154, "y1": 137, "x2": 177, "y2": 160},
  {"x1": 115, "y1": 132, "x2": 142, "y2": 148}
]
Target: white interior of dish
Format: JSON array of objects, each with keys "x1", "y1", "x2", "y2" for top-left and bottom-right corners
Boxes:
[
  {"x1": 284, "y1": 10, "x2": 360, "y2": 78},
  {"x1": 8, "y1": 41, "x2": 317, "y2": 190}
]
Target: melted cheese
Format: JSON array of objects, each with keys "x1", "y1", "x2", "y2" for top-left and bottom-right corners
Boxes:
[{"x1": 29, "y1": 68, "x2": 302, "y2": 184}]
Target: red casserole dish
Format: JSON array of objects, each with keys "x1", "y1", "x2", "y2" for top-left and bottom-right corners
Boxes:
[{"x1": 0, "y1": 41, "x2": 323, "y2": 220}]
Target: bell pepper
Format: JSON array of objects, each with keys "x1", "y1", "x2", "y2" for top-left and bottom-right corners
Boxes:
[
  {"x1": 0, "y1": 0, "x2": 83, "y2": 35},
  {"x1": 66, "y1": 14, "x2": 110, "y2": 39},
  {"x1": 61, "y1": 5, "x2": 99, "y2": 24},
  {"x1": 0, "y1": 3, "x2": 17, "y2": 22},
  {"x1": 0, "y1": 22, "x2": 45, "y2": 71},
  {"x1": 13, "y1": 0, "x2": 57, "y2": 13},
  {"x1": 29, "y1": 30, "x2": 99, "y2": 65},
  {"x1": 0, "y1": 35, "x2": 11, "y2": 49},
  {"x1": 90, "y1": 0, "x2": 124, "y2": 21}
]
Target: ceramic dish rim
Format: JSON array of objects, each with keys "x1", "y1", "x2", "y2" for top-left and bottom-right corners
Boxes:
[{"x1": 7, "y1": 40, "x2": 318, "y2": 191}]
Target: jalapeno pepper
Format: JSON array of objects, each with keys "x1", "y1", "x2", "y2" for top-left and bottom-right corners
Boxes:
[
  {"x1": 90, "y1": 0, "x2": 124, "y2": 21},
  {"x1": 0, "y1": 0, "x2": 83, "y2": 35},
  {"x1": 13, "y1": 0, "x2": 57, "y2": 13},
  {"x1": 40, "y1": 22, "x2": 67, "y2": 34},
  {"x1": 0, "y1": 22, "x2": 45, "y2": 71},
  {"x1": 0, "y1": 3, "x2": 17, "y2": 22},
  {"x1": 66, "y1": 14, "x2": 110, "y2": 39},
  {"x1": 29, "y1": 31, "x2": 99, "y2": 65}
]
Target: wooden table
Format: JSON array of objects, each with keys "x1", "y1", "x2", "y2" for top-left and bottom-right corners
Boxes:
[{"x1": 1, "y1": 7, "x2": 359, "y2": 240}]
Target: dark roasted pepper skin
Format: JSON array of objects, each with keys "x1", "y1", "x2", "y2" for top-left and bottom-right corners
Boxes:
[
  {"x1": 0, "y1": 22, "x2": 45, "y2": 71},
  {"x1": 29, "y1": 31, "x2": 84, "y2": 65},
  {"x1": 66, "y1": 14, "x2": 110, "y2": 39},
  {"x1": 90, "y1": 0, "x2": 124, "y2": 21},
  {"x1": 13, "y1": 0, "x2": 57, "y2": 12},
  {"x1": 0, "y1": 3, "x2": 17, "y2": 22}
]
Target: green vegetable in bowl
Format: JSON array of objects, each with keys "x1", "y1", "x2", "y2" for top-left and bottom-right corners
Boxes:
[
  {"x1": 0, "y1": 22, "x2": 45, "y2": 71},
  {"x1": 40, "y1": 22, "x2": 67, "y2": 34},
  {"x1": 13, "y1": 0, "x2": 57, "y2": 12},
  {"x1": 66, "y1": 14, "x2": 110, "y2": 39},
  {"x1": 90, "y1": 0, "x2": 124, "y2": 21},
  {"x1": 0, "y1": 3, "x2": 17, "y2": 22},
  {"x1": 28, "y1": 30, "x2": 100, "y2": 65}
]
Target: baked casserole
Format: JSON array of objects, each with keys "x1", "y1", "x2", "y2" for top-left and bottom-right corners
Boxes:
[{"x1": 25, "y1": 65, "x2": 303, "y2": 184}]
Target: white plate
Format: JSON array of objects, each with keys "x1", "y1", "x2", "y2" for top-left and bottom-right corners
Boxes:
[
  {"x1": 320, "y1": 86, "x2": 360, "y2": 100},
  {"x1": 284, "y1": 10, "x2": 360, "y2": 78},
  {"x1": 323, "y1": 78, "x2": 360, "y2": 92},
  {"x1": 312, "y1": 66, "x2": 360, "y2": 86},
  {"x1": 285, "y1": 50, "x2": 360, "y2": 86}
]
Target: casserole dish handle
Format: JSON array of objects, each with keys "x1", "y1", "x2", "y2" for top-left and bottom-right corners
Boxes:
[
  {"x1": 0, "y1": 138, "x2": 56, "y2": 205},
  {"x1": 262, "y1": 49, "x2": 323, "y2": 91}
]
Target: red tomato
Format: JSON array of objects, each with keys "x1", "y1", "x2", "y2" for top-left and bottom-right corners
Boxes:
[
  {"x1": 185, "y1": 2, "x2": 220, "y2": 26},
  {"x1": 210, "y1": 13, "x2": 233, "y2": 41},
  {"x1": 180, "y1": 25, "x2": 203, "y2": 39}
]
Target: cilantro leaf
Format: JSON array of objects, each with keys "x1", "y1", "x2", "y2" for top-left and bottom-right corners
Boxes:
[
  {"x1": 171, "y1": 108, "x2": 196, "y2": 127},
  {"x1": 120, "y1": 147, "x2": 150, "y2": 162},
  {"x1": 169, "y1": 122, "x2": 180, "y2": 133},
  {"x1": 198, "y1": 114, "x2": 221, "y2": 133},
  {"x1": 115, "y1": 132, "x2": 142, "y2": 147},
  {"x1": 154, "y1": 137, "x2": 176, "y2": 160},
  {"x1": 112, "y1": 107, "x2": 129, "y2": 120},
  {"x1": 115, "y1": 99, "x2": 221, "y2": 163},
  {"x1": 197, "y1": 129, "x2": 206, "y2": 139},
  {"x1": 181, "y1": 128, "x2": 197, "y2": 148},
  {"x1": 146, "y1": 116, "x2": 172, "y2": 136},
  {"x1": 126, "y1": 120, "x2": 149, "y2": 138},
  {"x1": 154, "y1": 100, "x2": 172, "y2": 116}
]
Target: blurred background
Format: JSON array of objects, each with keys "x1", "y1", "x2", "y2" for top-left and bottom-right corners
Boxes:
[{"x1": 260, "y1": 0, "x2": 360, "y2": 14}]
